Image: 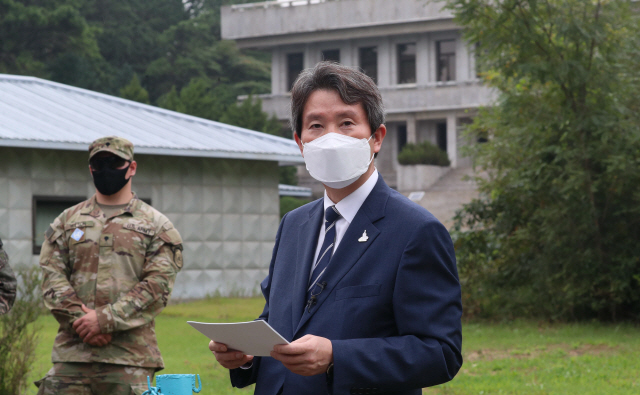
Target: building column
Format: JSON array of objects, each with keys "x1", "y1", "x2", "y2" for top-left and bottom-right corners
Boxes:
[
  {"x1": 446, "y1": 115, "x2": 457, "y2": 168},
  {"x1": 271, "y1": 48, "x2": 281, "y2": 95},
  {"x1": 407, "y1": 115, "x2": 417, "y2": 144}
]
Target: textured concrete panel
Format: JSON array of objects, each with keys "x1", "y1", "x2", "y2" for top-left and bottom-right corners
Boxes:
[
  {"x1": 55, "y1": 180, "x2": 90, "y2": 196},
  {"x1": 31, "y1": 150, "x2": 65, "y2": 180},
  {"x1": 182, "y1": 241, "x2": 206, "y2": 270},
  {"x1": 261, "y1": 215, "x2": 280, "y2": 242},
  {"x1": 181, "y1": 158, "x2": 204, "y2": 185},
  {"x1": 221, "y1": 161, "x2": 242, "y2": 187},
  {"x1": 182, "y1": 186, "x2": 203, "y2": 213},
  {"x1": 161, "y1": 158, "x2": 182, "y2": 184},
  {"x1": 0, "y1": 209, "x2": 9, "y2": 239},
  {"x1": 202, "y1": 242, "x2": 223, "y2": 269},
  {"x1": 161, "y1": 184, "x2": 183, "y2": 212},
  {"x1": 202, "y1": 214, "x2": 223, "y2": 242},
  {"x1": 223, "y1": 214, "x2": 242, "y2": 242},
  {"x1": 182, "y1": 213, "x2": 205, "y2": 242},
  {"x1": 242, "y1": 187, "x2": 262, "y2": 215},
  {"x1": 222, "y1": 241, "x2": 242, "y2": 269},
  {"x1": 261, "y1": 242, "x2": 276, "y2": 266},
  {"x1": 134, "y1": 155, "x2": 163, "y2": 184},
  {"x1": 222, "y1": 187, "x2": 242, "y2": 214},
  {"x1": 260, "y1": 188, "x2": 280, "y2": 215},
  {"x1": 63, "y1": 152, "x2": 89, "y2": 181},
  {"x1": 0, "y1": 178, "x2": 8, "y2": 209},
  {"x1": 31, "y1": 180, "x2": 56, "y2": 196},
  {"x1": 202, "y1": 159, "x2": 223, "y2": 186},
  {"x1": 242, "y1": 215, "x2": 261, "y2": 242},
  {"x1": 9, "y1": 209, "x2": 31, "y2": 240},
  {"x1": 203, "y1": 186, "x2": 223, "y2": 213},
  {"x1": 9, "y1": 179, "x2": 31, "y2": 209},
  {"x1": 5, "y1": 239, "x2": 32, "y2": 268},
  {"x1": 242, "y1": 241, "x2": 262, "y2": 269},
  {"x1": 6, "y1": 148, "x2": 31, "y2": 178}
]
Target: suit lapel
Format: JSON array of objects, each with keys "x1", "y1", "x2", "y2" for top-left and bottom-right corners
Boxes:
[
  {"x1": 291, "y1": 200, "x2": 324, "y2": 333},
  {"x1": 294, "y1": 177, "x2": 390, "y2": 336}
]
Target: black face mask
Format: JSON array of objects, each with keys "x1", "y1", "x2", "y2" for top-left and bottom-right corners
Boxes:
[{"x1": 91, "y1": 162, "x2": 131, "y2": 196}]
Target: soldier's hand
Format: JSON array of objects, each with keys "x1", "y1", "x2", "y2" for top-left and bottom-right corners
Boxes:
[
  {"x1": 85, "y1": 333, "x2": 112, "y2": 347},
  {"x1": 73, "y1": 304, "x2": 102, "y2": 342},
  {"x1": 209, "y1": 340, "x2": 254, "y2": 370}
]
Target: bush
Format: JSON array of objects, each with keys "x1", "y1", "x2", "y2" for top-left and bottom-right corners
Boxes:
[
  {"x1": 0, "y1": 267, "x2": 43, "y2": 394},
  {"x1": 448, "y1": 0, "x2": 640, "y2": 321},
  {"x1": 397, "y1": 141, "x2": 450, "y2": 166},
  {"x1": 280, "y1": 196, "x2": 310, "y2": 218}
]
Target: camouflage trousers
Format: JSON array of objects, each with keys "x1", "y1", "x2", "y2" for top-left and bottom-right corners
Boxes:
[{"x1": 35, "y1": 362, "x2": 156, "y2": 395}]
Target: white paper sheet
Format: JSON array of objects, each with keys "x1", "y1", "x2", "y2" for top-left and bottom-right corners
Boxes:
[{"x1": 187, "y1": 320, "x2": 289, "y2": 357}]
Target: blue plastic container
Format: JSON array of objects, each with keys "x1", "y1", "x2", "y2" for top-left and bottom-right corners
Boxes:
[{"x1": 142, "y1": 374, "x2": 202, "y2": 395}]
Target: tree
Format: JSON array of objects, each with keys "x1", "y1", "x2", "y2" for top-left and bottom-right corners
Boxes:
[
  {"x1": 220, "y1": 95, "x2": 283, "y2": 136},
  {"x1": 0, "y1": 0, "x2": 100, "y2": 77},
  {"x1": 447, "y1": 0, "x2": 640, "y2": 321},
  {"x1": 119, "y1": 74, "x2": 150, "y2": 104}
]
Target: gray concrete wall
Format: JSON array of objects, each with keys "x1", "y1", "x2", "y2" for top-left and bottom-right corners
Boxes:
[
  {"x1": 222, "y1": 0, "x2": 455, "y2": 46},
  {"x1": 0, "y1": 147, "x2": 280, "y2": 299}
]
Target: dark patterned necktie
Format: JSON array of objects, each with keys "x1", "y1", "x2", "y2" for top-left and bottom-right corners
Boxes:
[{"x1": 306, "y1": 206, "x2": 341, "y2": 307}]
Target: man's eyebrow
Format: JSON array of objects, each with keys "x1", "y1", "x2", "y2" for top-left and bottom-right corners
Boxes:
[{"x1": 303, "y1": 110, "x2": 360, "y2": 121}]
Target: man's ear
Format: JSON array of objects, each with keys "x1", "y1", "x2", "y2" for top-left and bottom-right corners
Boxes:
[
  {"x1": 294, "y1": 133, "x2": 304, "y2": 156},
  {"x1": 372, "y1": 124, "x2": 387, "y2": 154},
  {"x1": 127, "y1": 161, "x2": 137, "y2": 178}
]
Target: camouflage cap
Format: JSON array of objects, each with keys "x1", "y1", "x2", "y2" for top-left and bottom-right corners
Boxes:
[{"x1": 89, "y1": 136, "x2": 134, "y2": 161}]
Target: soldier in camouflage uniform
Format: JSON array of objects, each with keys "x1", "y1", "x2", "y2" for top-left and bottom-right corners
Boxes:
[
  {"x1": 0, "y1": 237, "x2": 17, "y2": 315},
  {"x1": 36, "y1": 136, "x2": 184, "y2": 395}
]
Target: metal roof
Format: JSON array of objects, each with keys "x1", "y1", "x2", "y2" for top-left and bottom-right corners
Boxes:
[
  {"x1": 278, "y1": 184, "x2": 313, "y2": 197},
  {"x1": 0, "y1": 74, "x2": 303, "y2": 164}
]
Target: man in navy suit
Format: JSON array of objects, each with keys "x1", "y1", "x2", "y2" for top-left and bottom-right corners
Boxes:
[{"x1": 209, "y1": 61, "x2": 462, "y2": 394}]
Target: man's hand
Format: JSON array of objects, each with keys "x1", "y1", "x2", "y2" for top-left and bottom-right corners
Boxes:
[
  {"x1": 85, "y1": 333, "x2": 112, "y2": 347},
  {"x1": 209, "y1": 341, "x2": 254, "y2": 369},
  {"x1": 271, "y1": 334, "x2": 333, "y2": 376},
  {"x1": 72, "y1": 304, "x2": 102, "y2": 342}
]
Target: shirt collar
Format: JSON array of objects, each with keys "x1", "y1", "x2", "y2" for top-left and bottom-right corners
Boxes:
[{"x1": 323, "y1": 169, "x2": 379, "y2": 224}]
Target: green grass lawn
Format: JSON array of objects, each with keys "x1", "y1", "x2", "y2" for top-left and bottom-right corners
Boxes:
[{"x1": 27, "y1": 299, "x2": 640, "y2": 394}]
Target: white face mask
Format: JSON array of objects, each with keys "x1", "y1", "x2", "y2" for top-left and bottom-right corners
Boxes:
[{"x1": 302, "y1": 133, "x2": 374, "y2": 189}]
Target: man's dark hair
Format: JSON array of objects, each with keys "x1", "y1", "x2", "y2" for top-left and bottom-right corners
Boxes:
[{"x1": 290, "y1": 61, "x2": 385, "y2": 138}]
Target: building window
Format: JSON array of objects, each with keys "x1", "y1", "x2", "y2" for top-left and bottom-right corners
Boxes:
[
  {"x1": 321, "y1": 49, "x2": 340, "y2": 63},
  {"x1": 397, "y1": 43, "x2": 416, "y2": 84},
  {"x1": 32, "y1": 196, "x2": 85, "y2": 255},
  {"x1": 359, "y1": 46, "x2": 378, "y2": 83},
  {"x1": 287, "y1": 52, "x2": 304, "y2": 91},
  {"x1": 436, "y1": 122, "x2": 447, "y2": 152},
  {"x1": 397, "y1": 124, "x2": 407, "y2": 154},
  {"x1": 437, "y1": 40, "x2": 456, "y2": 82}
]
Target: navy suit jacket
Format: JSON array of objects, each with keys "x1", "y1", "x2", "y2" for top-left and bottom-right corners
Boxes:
[{"x1": 230, "y1": 176, "x2": 462, "y2": 395}]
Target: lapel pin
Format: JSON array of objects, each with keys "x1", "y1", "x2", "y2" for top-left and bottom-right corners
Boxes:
[{"x1": 358, "y1": 230, "x2": 369, "y2": 243}]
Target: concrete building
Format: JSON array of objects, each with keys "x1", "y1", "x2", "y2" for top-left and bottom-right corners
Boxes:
[
  {"x1": 221, "y1": 0, "x2": 496, "y2": 196},
  {"x1": 0, "y1": 74, "x2": 303, "y2": 299}
]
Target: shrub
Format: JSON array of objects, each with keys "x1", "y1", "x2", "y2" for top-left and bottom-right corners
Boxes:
[
  {"x1": 397, "y1": 141, "x2": 450, "y2": 166},
  {"x1": 0, "y1": 267, "x2": 43, "y2": 394},
  {"x1": 280, "y1": 196, "x2": 310, "y2": 218}
]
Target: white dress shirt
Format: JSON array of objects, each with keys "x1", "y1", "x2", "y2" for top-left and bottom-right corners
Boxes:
[{"x1": 310, "y1": 169, "x2": 379, "y2": 277}]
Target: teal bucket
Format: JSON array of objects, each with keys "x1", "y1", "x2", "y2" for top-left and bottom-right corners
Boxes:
[{"x1": 142, "y1": 374, "x2": 202, "y2": 395}]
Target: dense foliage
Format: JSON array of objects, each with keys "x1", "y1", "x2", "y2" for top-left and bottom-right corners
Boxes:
[
  {"x1": 397, "y1": 141, "x2": 451, "y2": 166},
  {"x1": 447, "y1": 0, "x2": 640, "y2": 321},
  {"x1": 0, "y1": 268, "x2": 43, "y2": 394},
  {"x1": 0, "y1": 0, "x2": 282, "y2": 136}
]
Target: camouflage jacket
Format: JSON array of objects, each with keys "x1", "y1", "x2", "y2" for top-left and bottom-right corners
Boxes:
[
  {"x1": 40, "y1": 194, "x2": 183, "y2": 368},
  {"x1": 0, "y1": 238, "x2": 17, "y2": 315}
]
